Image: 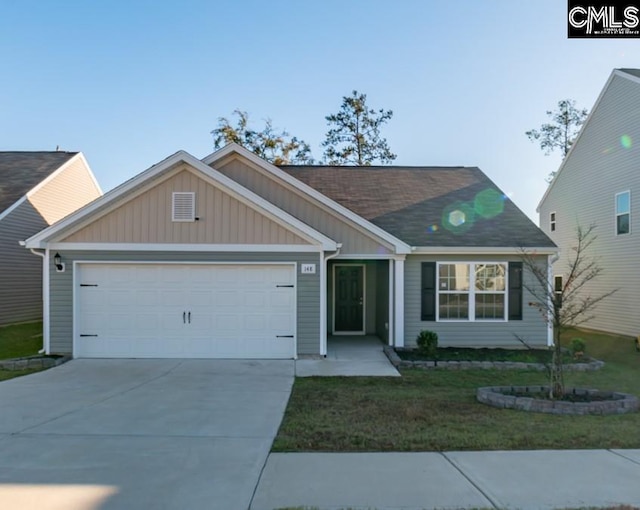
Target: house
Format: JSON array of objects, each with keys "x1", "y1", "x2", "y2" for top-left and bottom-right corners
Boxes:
[
  {"x1": 0, "y1": 152, "x2": 102, "y2": 326},
  {"x1": 538, "y1": 68, "x2": 640, "y2": 338},
  {"x1": 24, "y1": 144, "x2": 555, "y2": 359}
]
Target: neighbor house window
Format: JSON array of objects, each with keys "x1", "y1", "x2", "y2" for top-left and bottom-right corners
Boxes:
[
  {"x1": 436, "y1": 263, "x2": 506, "y2": 321},
  {"x1": 172, "y1": 192, "x2": 196, "y2": 222},
  {"x1": 550, "y1": 212, "x2": 556, "y2": 232},
  {"x1": 615, "y1": 191, "x2": 630, "y2": 235}
]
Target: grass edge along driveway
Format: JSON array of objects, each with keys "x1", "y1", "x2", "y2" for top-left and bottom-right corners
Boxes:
[
  {"x1": 273, "y1": 328, "x2": 640, "y2": 452},
  {"x1": 0, "y1": 321, "x2": 45, "y2": 381}
]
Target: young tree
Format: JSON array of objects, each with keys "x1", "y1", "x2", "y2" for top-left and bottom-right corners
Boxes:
[
  {"x1": 520, "y1": 224, "x2": 616, "y2": 399},
  {"x1": 322, "y1": 90, "x2": 396, "y2": 165},
  {"x1": 525, "y1": 99, "x2": 588, "y2": 181},
  {"x1": 211, "y1": 110, "x2": 313, "y2": 165}
]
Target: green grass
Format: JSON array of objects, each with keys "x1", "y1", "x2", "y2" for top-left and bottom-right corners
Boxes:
[
  {"x1": 0, "y1": 321, "x2": 43, "y2": 360},
  {"x1": 274, "y1": 327, "x2": 640, "y2": 452},
  {"x1": 0, "y1": 321, "x2": 45, "y2": 381},
  {"x1": 0, "y1": 368, "x2": 44, "y2": 381}
]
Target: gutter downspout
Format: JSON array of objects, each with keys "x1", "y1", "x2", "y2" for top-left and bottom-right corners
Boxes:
[
  {"x1": 547, "y1": 252, "x2": 560, "y2": 347},
  {"x1": 320, "y1": 243, "x2": 342, "y2": 357},
  {"x1": 24, "y1": 244, "x2": 47, "y2": 354}
]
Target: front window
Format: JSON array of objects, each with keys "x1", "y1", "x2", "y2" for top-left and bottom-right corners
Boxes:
[
  {"x1": 437, "y1": 263, "x2": 507, "y2": 321},
  {"x1": 550, "y1": 212, "x2": 556, "y2": 232},
  {"x1": 616, "y1": 191, "x2": 630, "y2": 235}
]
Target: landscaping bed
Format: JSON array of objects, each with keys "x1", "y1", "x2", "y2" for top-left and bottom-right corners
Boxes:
[
  {"x1": 0, "y1": 354, "x2": 69, "y2": 371},
  {"x1": 384, "y1": 345, "x2": 604, "y2": 372},
  {"x1": 477, "y1": 385, "x2": 639, "y2": 415}
]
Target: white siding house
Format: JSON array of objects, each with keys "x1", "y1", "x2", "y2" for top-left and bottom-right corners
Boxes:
[{"x1": 538, "y1": 68, "x2": 640, "y2": 337}]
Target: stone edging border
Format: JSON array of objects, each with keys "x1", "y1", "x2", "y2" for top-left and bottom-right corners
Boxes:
[
  {"x1": 382, "y1": 345, "x2": 604, "y2": 371},
  {"x1": 477, "y1": 385, "x2": 639, "y2": 415},
  {"x1": 0, "y1": 355, "x2": 71, "y2": 371}
]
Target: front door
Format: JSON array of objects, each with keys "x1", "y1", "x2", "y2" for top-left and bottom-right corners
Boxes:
[{"x1": 334, "y1": 265, "x2": 364, "y2": 333}]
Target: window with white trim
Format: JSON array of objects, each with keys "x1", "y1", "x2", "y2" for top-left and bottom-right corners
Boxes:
[
  {"x1": 615, "y1": 191, "x2": 630, "y2": 235},
  {"x1": 437, "y1": 262, "x2": 507, "y2": 321},
  {"x1": 550, "y1": 211, "x2": 556, "y2": 232},
  {"x1": 172, "y1": 192, "x2": 195, "y2": 222}
]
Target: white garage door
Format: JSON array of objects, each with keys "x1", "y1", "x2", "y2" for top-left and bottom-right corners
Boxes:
[{"x1": 75, "y1": 263, "x2": 296, "y2": 359}]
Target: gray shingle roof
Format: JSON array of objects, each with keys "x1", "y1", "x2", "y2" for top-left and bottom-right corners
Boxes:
[
  {"x1": 619, "y1": 68, "x2": 640, "y2": 79},
  {"x1": 279, "y1": 165, "x2": 555, "y2": 248},
  {"x1": 0, "y1": 152, "x2": 77, "y2": 213}
]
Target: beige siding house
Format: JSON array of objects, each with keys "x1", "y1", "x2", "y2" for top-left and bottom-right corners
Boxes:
[
  {"x1": 26, "y1": 144, "x2": 555, "y2": 359},
  {"x1": 0, "y1": 152, "x2": 102, "y2": 325},
  {"x1": 538, "y1": 68, "x2": 640, "y2": 338}
]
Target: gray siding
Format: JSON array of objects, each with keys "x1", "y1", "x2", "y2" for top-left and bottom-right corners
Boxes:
[
  {"x1": 539, "y1": 73, "x2": 640, "y2": 337},
  {"x1": 0, "y1": 200, "x2": 48, "y2": 325},
  {"x1": 215, "y1": 157, "x2": 394, "y2": 255},
  {"x1": 49, "y1": 251, "x2": 320, "y2": 356},
  {"x1": 404, "y1": 254, "x2": 548, "y2": 348}
]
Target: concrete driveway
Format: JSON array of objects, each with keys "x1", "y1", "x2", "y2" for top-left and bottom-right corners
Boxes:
[{"x1": 0, "y1": 359, "x2": 294, "y2": 510}]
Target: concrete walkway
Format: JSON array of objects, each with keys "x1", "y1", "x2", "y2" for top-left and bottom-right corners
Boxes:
[
  {"x1": 252, "y1": 450, "x2": 640, "y2": 509},
  {"x1": 295, "y1": 336, "x2": 400, "y2": 377}
]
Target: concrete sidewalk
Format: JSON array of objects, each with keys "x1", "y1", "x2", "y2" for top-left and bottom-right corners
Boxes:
[{"x1": 251, "y1": 450, "x2": 640, "y2": 510}]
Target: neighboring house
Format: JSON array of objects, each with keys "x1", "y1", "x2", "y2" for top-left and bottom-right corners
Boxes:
[
  {"x1": 25, "y1": 144, "x2": 555, "y2": 359},
  {"x1": 538, "y1": 68, "x2": 640, "y2": 338},
  {"x1": 0, "y1": 152, "x2": 102, "y2": 326}
]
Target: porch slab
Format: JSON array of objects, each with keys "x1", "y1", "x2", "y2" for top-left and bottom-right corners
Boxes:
[{"x1": 295, "y1": 336, "x2": 400, "y2": 377}]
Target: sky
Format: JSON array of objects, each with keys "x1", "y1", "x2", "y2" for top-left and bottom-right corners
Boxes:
[{"x1": 1, "y1": 1, "x2": 638, "y2": 222}]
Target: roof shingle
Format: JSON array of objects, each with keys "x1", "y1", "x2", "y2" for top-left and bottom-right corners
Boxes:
[
  {"x1": 0, "y1": 152, "x2": 77, "y2": 213},
  {"x1": 279, "y1": 165, "x2": 555, "y2": 248}
]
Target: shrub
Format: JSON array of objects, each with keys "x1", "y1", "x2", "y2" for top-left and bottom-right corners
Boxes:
[
  {"x1": 570, "y1": 337, "x2": 586, "y2": 358},
  {"x1": 416, "y1": 330, "x2": 438, "y2": 358}
]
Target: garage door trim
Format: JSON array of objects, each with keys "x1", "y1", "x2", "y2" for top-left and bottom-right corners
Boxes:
[{"x1": 72, "y1": 260, "x2": 298, "y2": 359}]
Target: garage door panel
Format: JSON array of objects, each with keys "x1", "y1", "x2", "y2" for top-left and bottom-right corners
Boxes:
[{"x1": 76, "y1": 263, "x2": 297, "y2": 359}]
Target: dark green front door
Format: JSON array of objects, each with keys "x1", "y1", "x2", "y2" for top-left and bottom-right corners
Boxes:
[{"x1": 335, "y1": 265, "x2": 364, "y2": 332}]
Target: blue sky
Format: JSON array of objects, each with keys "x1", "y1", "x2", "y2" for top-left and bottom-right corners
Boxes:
[{"x1": 1, "y1": 1, "x2": 638, "y2": 221}]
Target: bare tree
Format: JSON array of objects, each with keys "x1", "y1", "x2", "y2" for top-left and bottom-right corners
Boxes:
[{"x1": 520, "y1": 224, "x2": 616, "y2": 399}]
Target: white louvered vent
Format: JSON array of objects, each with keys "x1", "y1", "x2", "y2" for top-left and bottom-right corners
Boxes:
[{"x1": 172, "y1": 192, "x2": 195, "y2": 222}]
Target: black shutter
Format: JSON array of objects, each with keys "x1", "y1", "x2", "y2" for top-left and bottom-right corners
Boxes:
[
  {"x1": 421, "y1": 262, "x2": 436, "y2": 321},
  {"x1": 508, "y1": 262, "x2": 523, "y2": 321}
]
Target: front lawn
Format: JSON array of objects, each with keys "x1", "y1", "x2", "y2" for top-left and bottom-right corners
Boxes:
[
  {"x1": 0, "y1": 321, "x2": 42, "y2": 359},
  {"x1": 0, "y1": 321, "x2": 45, "y2": 382},
  {"x1": 274, "y1": 328, "x2": 640, "y2": 452}
]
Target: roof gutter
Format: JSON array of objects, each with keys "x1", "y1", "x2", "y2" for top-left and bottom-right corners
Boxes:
[
  {"x1": 25, "y1": 244, "x2": 47, "y2": 354},
  {"x1": 410, "y1": 246, "x2": 559, "y2": 255}
]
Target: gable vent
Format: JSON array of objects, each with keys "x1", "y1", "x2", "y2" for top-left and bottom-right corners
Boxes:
[{"x1": 172, "y1": 192, "x2": 195, "y2": 222}]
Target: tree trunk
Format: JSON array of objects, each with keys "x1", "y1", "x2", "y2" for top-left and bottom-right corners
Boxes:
[{"x1": 550, "y1": 321, "x2": 564, "y2": 399}]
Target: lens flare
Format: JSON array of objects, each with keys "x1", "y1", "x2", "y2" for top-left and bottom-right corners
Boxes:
[
  {"x1": 621, "y1": 135, "x2": 632, "y2": 149},
  {"x1": 425, "y1": 224, "x2": 439, "y2": 234},
  {"x1": 449, "y1": 210, "x2": 466, "y2": 227},
  {"x1": 474, "y1": 189, "x2": 505, "y2": 219},
  {"x1": 442, "y1": 202, "x2": 475, "y2": 234}
]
